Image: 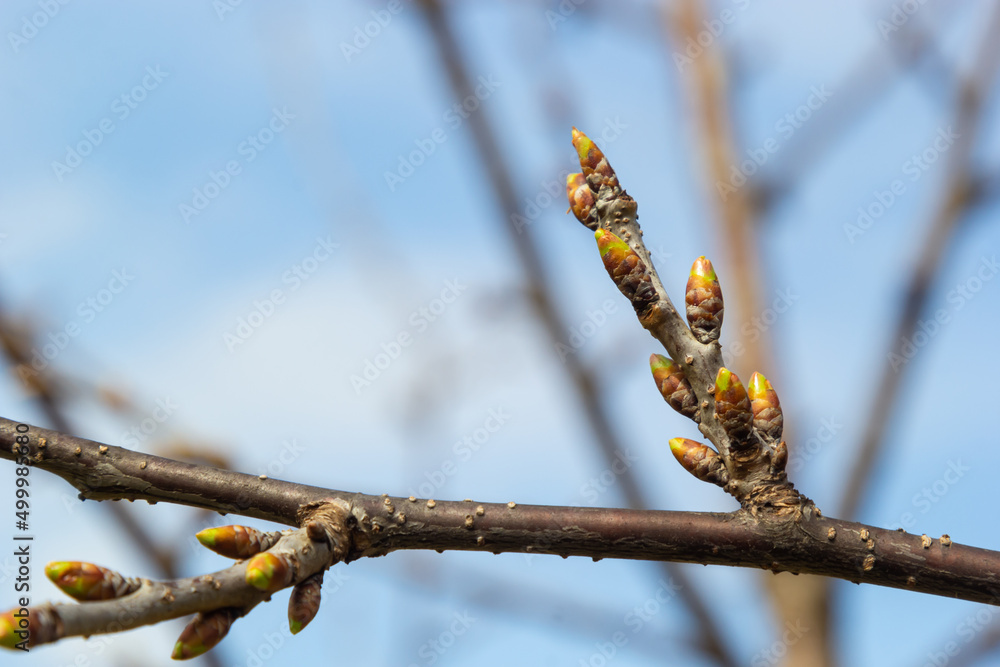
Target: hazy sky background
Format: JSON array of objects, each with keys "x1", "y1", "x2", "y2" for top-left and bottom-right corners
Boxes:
[{"x1": 2, "y1": 1, "x2": 1000, "y2": 666}]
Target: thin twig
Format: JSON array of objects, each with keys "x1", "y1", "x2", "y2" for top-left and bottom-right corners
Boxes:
[
  {"x1": 660, "y1": 0, "x2": 833, "y2": 662},
  {"x1": 414, "y1": 1, "x2": 738, "y2": 664}
]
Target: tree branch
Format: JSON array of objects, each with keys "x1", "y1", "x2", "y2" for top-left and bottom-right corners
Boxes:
[
  {"x1": 415, "y1": 2, "x2": 738, "y2": 665},
  {"x1": 3, "y1": 417, "x2": 1000, "y2": 616}
]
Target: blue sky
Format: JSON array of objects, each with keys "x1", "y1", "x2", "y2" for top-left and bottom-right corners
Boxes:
[{"x1": 2, "y1": 1, "x2": 1000, "y2": 666}]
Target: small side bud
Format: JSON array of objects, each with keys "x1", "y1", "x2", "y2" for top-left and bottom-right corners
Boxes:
[
  {"x1": 686, "y1": 257, "x2": 724, "y2": 344},
  {"x1": 668, "y1": 438, "x2": 729, "y2": 487},
  {"x1": 196, "y1": 525, "x2": 280, "y2": 560},
  {"x1": 245, "y1": 552, "x2": 293, "y2": 593},
  {"x1": 0, "y1": 608, "x2": 32, "y2": 649},
  {"x1": 572, "y1": 127, "x2": 619, "y2": 192},
  {"x1": 288, "y1": 572, "x2": 324, "y2": 635},
  {"x1": 715, "y1": 368, "x2": 754, "y2": 451},
  {"x1": 649, "y1": 354, "x2": 699, "y2": 422},
  {"x1": 45, "y1": 562, "x2": 141, "y2": 601},
  {"x1": 595, "y1": 229, "x2": 658, "y2": 320},
  {"x1": 748, "y1": 372, "x2": 783, "y2": 441},
  {"x1": 171, "y1": 608, "x2": 236, "y2": 660},
  {"x1": 771, "y1": 440, "x2": 788, "y2": 474},
  {"x1": 566, "y1": 172, "x2": 597, "y2": 229}
]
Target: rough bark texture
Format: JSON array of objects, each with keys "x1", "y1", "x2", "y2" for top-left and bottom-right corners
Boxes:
[{"x1": 3, "y1": 417, "x2": 999, "y2": 609}]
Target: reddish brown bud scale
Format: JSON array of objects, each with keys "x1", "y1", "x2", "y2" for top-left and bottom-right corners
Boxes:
[
  {"x1": 595, "y1": 229, "x2": 658, "y2": 320},
  {"x1": 196, "y1": 525, "x2": 280, "y2": 560},
  {"x1": 45, "y1": 561, "x2": 141, "y2": 601},
  {"x1": 649, "y1": 354, "x2": 700, "y2": 422},
  {"x1": 748, "y1": 372, "x2": 783, "y2": 441},
  {"x1": 686, "y1": 256, "x2": 724, "y2": 344},
  {"x1": 715, "y1": 368, "x2": 754, "y2": 450},
  {"x1": 771, "y1": 440, "x2": 788, "y2": 474},
  {"x1": 566, "y1": 172, "x2": 597, "y2": 229},
  {"x1": 171, "y1": 608, "x2": 236, "y2": 660},
  {"x1": 668, "y1": 438, "x2": 729, "y2": 487},
  {"x1": 572, "y1": 127, "x2": 619, "y2": 192},
  {"x1": 288, "y1": 572, "x2": 324, "y2": 635}
]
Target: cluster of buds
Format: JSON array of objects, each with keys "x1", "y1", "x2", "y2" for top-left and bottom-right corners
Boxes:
[
  {"x1": 565, "y1": 127, "x2": 621, "y2": 229},
  {"x1": 668, "y1": 368, "x2": 787, "y2": 486},
  {"x1": 0, "y1": 562, "x2": 142, "y2": 650},
  {"x1": 198, "y1": 524, "x2": 322, "y2": 639}
]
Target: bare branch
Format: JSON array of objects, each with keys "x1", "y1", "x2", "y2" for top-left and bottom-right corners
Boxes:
[{"x1": 3, "y1": 417, "x2": 1000, "y2": 617}]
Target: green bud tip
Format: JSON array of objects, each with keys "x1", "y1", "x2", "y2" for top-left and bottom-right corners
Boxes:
[
  {"x1": 572, "y1": 127, "x2": 595, "y2": 162},
  {"x1": 195, "y1": 528, "x2": 217, "y2": 548},
  {"x1": 566, "y1": 172, "x2": 586, "y2": 191},
  {"x1": 690, "y1": 256, "x2": 718, "y2": 282},
  {"x1": 172, "y1": 639, "x2": 208, "y2": 660},
  {"x1": 0, "y1": 612, "x2": 21, "y2": 649},
  {"x1": 715, "y1": 367, "x2": 736, "y2": 393},
  {"x1": 748, "y1": 372, "x2": 771, "y2": 401},
  {"x1": 594, "y1": 228, "x2": 630, "y2": 258},
  {"x1": 245, "y1": 554, "x2": 275, "y2": 591},
  {"x1": 668, "y1": 437, "x2": 693, "y2": 458},
  {"x1": 649, "y1": 353, "x2": 671, "y2": 372},
  {"x1": 44, "y1": 561, "x2": 73, "y2": 582}
]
